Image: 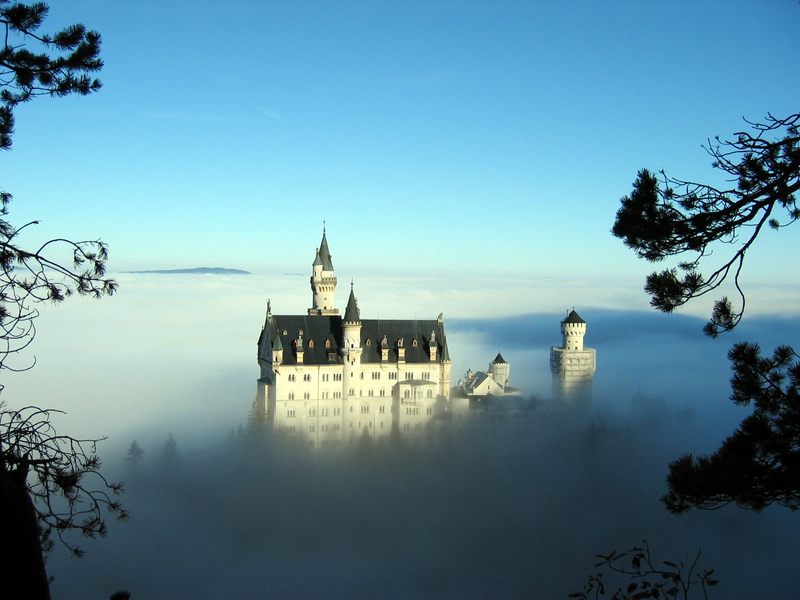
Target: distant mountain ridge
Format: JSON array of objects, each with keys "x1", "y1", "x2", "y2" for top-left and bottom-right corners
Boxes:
[{"x1": 126, "y1": 267, "x2": 250, "y2": 275}]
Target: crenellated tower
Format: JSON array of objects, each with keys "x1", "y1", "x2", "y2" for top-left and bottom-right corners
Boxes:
[
  {"x1": 550, "y1": 309, "x2": 596, "y2": 405},
  {"x1": 309, "y1": 226, "x2": 339, "y2": 315}
]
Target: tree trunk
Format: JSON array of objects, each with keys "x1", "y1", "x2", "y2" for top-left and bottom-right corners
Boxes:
[{"x1": 0, "y1": 460, "x2": 51, "y2": 600}]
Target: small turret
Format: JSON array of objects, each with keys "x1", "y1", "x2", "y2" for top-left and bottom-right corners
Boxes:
[
  {"x1": 489, "y1": 352, "x2": 510, "y2": 389},
  {"x1": 309, "y1": 226, "x2": 339, "y2": 315},
  {"x1": 429, "y1": 330, "x2": 438, "y2": 361},
  {"x1": 561, "y1": 309, "x2": 586, "y2": 351}
]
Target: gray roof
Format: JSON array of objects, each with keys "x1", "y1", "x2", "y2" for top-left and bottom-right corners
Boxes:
[
  {"x1": 312, "y1": 250, "x2": 323, "y2": 267},
  {"x1": 492, "y1": 352, "x2": 507, "y2": 364},
  {"x1": 563, "y1": 309, "x2": 585, "y2": 324},
  {"x1": 344, "y1": 286, "x2": 360, "y2": 322},
  {"x1": 259, "y1": 314, "x2": 449, "y2": 366},
  {"x1": 318, "y1": 231, "x2": 334, "y2": 271}
]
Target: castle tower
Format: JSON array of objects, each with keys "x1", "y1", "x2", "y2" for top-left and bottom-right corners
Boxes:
[
  {"x1": 308, "y1": 227, "x2": 339, "y2": 316},
  {"x1": 550, "y1": 309, "x2": 596, "y2": 405},
  {"x1": 488, "y1": 352, "x2": 510, "y2": 389},
  {"x1": 341, "y1": 283, "x2": 363, "y2": 438}
]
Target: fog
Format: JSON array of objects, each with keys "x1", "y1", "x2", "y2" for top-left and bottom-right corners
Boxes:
[{"x1": 4, "y1": 273, "x2": 800, "y2": 598}]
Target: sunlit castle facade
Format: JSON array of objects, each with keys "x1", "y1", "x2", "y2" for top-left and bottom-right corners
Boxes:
[
  {"x1": 255, "y1": 229, "x2": 452, "y2": 446},
  {"x1": 549, "y1": 309, "x2": 596, "y2": 404}
]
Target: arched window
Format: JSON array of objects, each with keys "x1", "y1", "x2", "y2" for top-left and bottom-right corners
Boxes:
[
  {"x1": 308, "y1": 339, "x2": 315, "y2": 348},
  {"x1": 426, "y1": 389, "x2": 433, "y2": 398},
  {"x1": 412, "y1": 339, "x2": 418, "y2": 347},
  {"x1": 325, "y1": 338, "x2": 331, "y2": 348}
]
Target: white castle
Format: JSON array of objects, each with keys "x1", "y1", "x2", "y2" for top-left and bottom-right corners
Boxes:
[
  {"x1": 254, "y1": 229, "x2": 453, "y2": 447},
  {"x1": 549, "y1": 309, "x2": 596, "y2": 402}
]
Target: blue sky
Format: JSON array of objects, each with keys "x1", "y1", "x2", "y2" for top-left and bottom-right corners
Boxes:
[{"x1": 3, "y1": 1, "x2": 799, "y2": 289}]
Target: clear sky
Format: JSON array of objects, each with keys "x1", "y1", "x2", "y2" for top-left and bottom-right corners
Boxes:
[{"x1": 3, "y1": 1, "x2": 799, "y2": 288}]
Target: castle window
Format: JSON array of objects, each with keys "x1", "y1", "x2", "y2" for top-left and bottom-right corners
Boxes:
[
  {"x1": 349, "y1": 389, "x2": 354, "y2": 396},
  {"x1": 322, "y1": 408, "x2": 328, "y2": 416},
  {"x1": 403, "y1": 390, "x2": 410, "y2": 399},
  {"x1": 304, "y1": 392, "x2": 310, "y2": 400},
  {"x1": 372, "y1": 372, "x2": 380, "y2": 380},
  {"x1": 287, "y1": 409, "x2": 296, "y2": 417},
  {"x1": 379, "y1": 405, "x2": 385, "y2": 414},
  {"x1": 361, "y1": 406, "x2": 369, "y2": 414},
  {"x1": 389, "y1": 372, "x2": 397, "y2": 380},
  {"x1": 334, "y1": 407, "x2": 341, "y2": 415},
  {"x1": 288, "y1": 374, "x2": 296, "y2": 382},
  {"x1": 309, "y1": 408, "x2": 316, "y2": 417},
  {"x1": 288, "y1": 393, "x2": 294, "y2": 400},
  {"x1": 309, "y1": 339, "x2": 315, "y2": 348},
  {"x1": 368, "y1": 389, "x2": 373, "y2": 397},
  {"x1": 283, "y1": 329, "x2": 287, "y2": 335},
  {"x1": 325, "y1": 339, "x2": 331, "y2": 349},
  {"x1": 405, "y1": 372, "x2": 414, "y2": 380},
  {"x1": 412, "y1": 339, "x2": 418, "y2": 347},
  {"x1": 427, "y1": 406, "x2": 433, "y2": 414},
  {"x1": 360, "y1": 372, "x2": 364, "y2": 379},
  {"x1": 309, "y1": 424, "x2": 315, "y2": 432},
  {"x1": 299, "y1": 329, "x2": 304, "y2": 336},
  {"x1": 366, "y1": 339, "x2": 371, "y2": 346},
  {"x1": 427, "y1": 390, "x2": 433, "y2": 399},
  {"x1": 379, "y1": 389, "x2": 385, "y2": 397}
]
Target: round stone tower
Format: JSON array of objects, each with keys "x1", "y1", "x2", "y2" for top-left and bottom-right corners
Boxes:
[
  {"x1": 561, "y1": 309, "x2": 586, "y2": 351},
  {"x1": 309, "y1": 227, "x2": 338, "y2": 315},
  {"x1": 488, "y1": 352, "x2": 510, "y2": 389}
]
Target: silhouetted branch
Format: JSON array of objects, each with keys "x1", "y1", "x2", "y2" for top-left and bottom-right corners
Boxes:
[{"x1": 613, "y1": 113, "x2": 799, "y2": 335}]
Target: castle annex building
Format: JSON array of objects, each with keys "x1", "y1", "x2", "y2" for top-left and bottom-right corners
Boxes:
[{"x1": 255, "y1": 230, "x2": 452, "y2": 446}]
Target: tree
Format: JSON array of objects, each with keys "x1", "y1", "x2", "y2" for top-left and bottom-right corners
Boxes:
[
  {"x1": 570, "y1": 541, "x2": 718, "y2": 600},
  {"x1": 612, "y1": 113, "x2": 799, "y2": 337},
  {"x1": 0, "y1": 3, "x2": 121, "y2": 597},
  {"x1": 612, "y1": 112, "x2": 800, "y2": 512},
  {"x1": 663, "y1": 343, "x2": 800, "y2": 512},
  {"x1": 125, "y1": 439, "x2": 144, "y2": 469}
]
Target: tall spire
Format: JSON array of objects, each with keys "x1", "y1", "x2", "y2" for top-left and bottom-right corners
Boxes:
[
  {"x1": 309, "y1": 226, "x2": 338, "y2": 316},
  {"x1": 318, "y1": 227, "x2": 334, "y2": 271},
  {"x1": 344, "y1": 281, "x2": 360, "y2": 322}
]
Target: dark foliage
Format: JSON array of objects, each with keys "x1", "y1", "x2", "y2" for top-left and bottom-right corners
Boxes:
[
  {"x1": 612, "y1": 113, "x2": 800, "y2": 336},
  {"x1": 0, "y1": 0, "x2": 102, "y2": 151},
  {"x1": 1, "y1": 0, "x2": 114, "y2": 373},
  {"x1": 570, "y1": 541, "x2": 717, "y2": 600},
  {"x1": 0, "y1": 3, "x2": 121, "y2": 596},
  {"x1": 664, "y1": 343, "x2": 800, "y2": 512},
  {"x1": 0, "y1": 405, "x2": 127, "y2": 556}
]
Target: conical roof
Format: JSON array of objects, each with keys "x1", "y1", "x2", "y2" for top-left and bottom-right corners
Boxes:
[
  {"x1": 312, "y1": 248, "x2": 323, "y2": 267},
  {"x1": 318, "y1": 231, "x2": 334, "y2": 271},
  {"x1": 492, "y1": 352, "x2": 507, "y2": 364},
  {"x1": 344, "y1": 284, "x2": 360, "y2": 322},
  {"x1": 563, "y1": 309, "x2": 585, "y2": 324}
]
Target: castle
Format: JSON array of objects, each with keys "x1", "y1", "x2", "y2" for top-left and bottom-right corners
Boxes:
[{"x1": 254, "y1": 229, "x2": 452, "y2": 446}]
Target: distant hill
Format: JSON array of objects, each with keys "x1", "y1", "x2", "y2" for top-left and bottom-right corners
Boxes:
[{"x1": 126, "y1": 267, "x2": 251, "y2": 275}]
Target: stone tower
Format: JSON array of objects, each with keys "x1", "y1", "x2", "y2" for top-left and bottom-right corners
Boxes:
[
  {"x1": 309, "y1": 227, "x2": 338, "y2": 316},
  {"x1": 550, "y1": 309, "x2": 596, "y2": 404},
  {"x1": 488, "y1": 353, "x2": 510, "y2": 389}
]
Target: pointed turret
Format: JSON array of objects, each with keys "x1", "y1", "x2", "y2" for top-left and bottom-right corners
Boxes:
[
  {"x1": 489, "y1": 352, "x2": 510, "y2": 389},
  {"x1": 318, "y1": 228, "x2": 334, "y2": 271},
  {"x1": 309, "y1": 226, "x2": 339, "y2": 315},
  {"x1": 344, "y1": 282, "x2": 360, "y2": 323}
]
